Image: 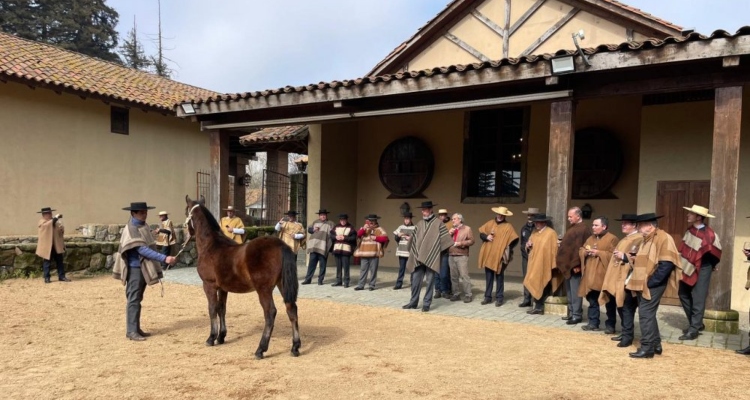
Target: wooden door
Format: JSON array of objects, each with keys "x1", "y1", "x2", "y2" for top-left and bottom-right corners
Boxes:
[{"x1": 655, "y1": 180, "x2": 710, "y2": 305}]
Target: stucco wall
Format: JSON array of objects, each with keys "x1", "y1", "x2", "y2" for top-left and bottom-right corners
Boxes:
[
  {"x1": 0, "y1": 81, "x2": 209, "y2": 235},
  {"x1": 638, "y1": 89, "x2": 750, "y2": 311}
]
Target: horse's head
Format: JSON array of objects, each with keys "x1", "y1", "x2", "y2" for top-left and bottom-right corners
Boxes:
[{"x1": 184, "y1": 195, "x2": 205, "y2": 238}]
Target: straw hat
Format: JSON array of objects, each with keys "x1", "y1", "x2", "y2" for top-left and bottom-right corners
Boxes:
[
  {"x1": 521, "y1": 207, "x2": 540, "y2": 215},
  {"x1": 491, "y1": 206, "x2": 513, "y2": 216},
  {"x1": 682, "y1": 204, "x2": 715, "y2": 218},
  {"x1": 158, "y1": 211, "x2": 169, "y2": 216},
  {"x1": 437, "y1": 209, "x2": 449, "y2": 215},
  {"x1": 222, "y1": 206, "x2": 236, "y2": 211}
]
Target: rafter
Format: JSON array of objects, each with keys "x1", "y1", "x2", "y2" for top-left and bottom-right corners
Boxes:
[
  {"x1": 521, "y1": 8, "x2": 579, "y2": 56},
  {"x1": 509, "y1": 0, "x2": 546, "y2": 37},
  {"x1": 444, "y1": 33, "x2": 491, "y2": 62}
]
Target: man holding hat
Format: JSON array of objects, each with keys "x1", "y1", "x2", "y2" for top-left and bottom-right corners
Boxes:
[
  {"x1": 353, "y1": 214, "x2": 389, "y2": 291},
  {"x1": 113, "y1": 202, "x2": 177, "y2": 341},
  {"x1": 436, "y1": 208, "x2": 453, "y2": 299},
  {"x1": 331, "y1": 213, "x2": 357, "y2": 287},
  {"x1": 404, "y1": 201, "x2": 453, "y2": 312},
  {"x1": 578, "y1": 216, "x2": 619, "y2": 332},
  {"x1": 601, "y1": 214, "x2": 643, "y2": 347},
  {"x1": 477, "y1": 206, "x2": 519, "y2": 306},
  {"x1": 36, "y1": 206, "x2": 69, "y2": 283},
  {"x1": 220, "y1": 206, "x2": 246, "y2": 244},
  {"x1": 523, "y1": 214, "x2": 562, "y2": 314},
  {"x1": 275, "y1": 211, "x2": 306, "y2": 259},
  {"x1": 625, "y1": 213, "x2": 681, "y2": 358},
  {"x1": 154, "y1": 211, "x2": 176, "y2": 267},
  {"x1": 518, "y1": 207, "x2": 540, "y2": 307},
  {"x1": 557, "y1": 207, "x2": 593, "y2": 325},
  {"x1": 393, "y1": 212, "x2": 416, "y2": 290},
  {"x1": 677, "y1": 205, "x2": 721, "y2": 341},
  {"x1": 303, "y1": 209, "x2": 336, "y2": 285}
]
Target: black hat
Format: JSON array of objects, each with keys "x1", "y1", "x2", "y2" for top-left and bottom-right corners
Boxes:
[
  {"x1": 338, "y1": 213, "x2": 349, "y2": 219},
  {"x1": 37, "y1": 207, "x2": 56, "y2": 214},
  {"x1": 402, "y1": 212, "x2": 413, "y2": 218},
  {"x1": 530, "y1": 214, "x2": 552, "y2": 222},
  {"x1": 416, "y1": 201, "x2": 437, "y2": 209},
  {"x1": 635, "y1": 213, "x2": 663, "y2": 222},
  {"x1": 316, "y1": 209, "x2": 330, "y2": 215},
  {"x1": 285, "y1": 210, "x2": 299, "y2": 216},
  {"x1": 365, "y1": 214, "x2": 381, "y2": 221},
  {"x1": 122, "y1": 202, "x2": 155, "y2": 211},
  {"x1": 614, "y1": 214, "x2": 638, "y2": 222}
]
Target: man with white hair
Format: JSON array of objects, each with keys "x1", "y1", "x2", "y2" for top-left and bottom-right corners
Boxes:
[{"x1": 447, "y1": 213, "x2": 475, "y2": 303}]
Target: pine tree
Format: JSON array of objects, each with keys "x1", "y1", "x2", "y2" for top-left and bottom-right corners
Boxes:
[{"x1": 119, "y1": 16, "x2": 150, "y2": 70}]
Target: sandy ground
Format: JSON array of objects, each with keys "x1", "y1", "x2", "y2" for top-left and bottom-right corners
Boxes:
[{"x1": 2, "y1": 275, "x2": 749, "y2": 400}]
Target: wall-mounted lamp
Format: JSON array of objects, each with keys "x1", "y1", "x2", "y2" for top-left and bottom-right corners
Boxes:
[
  {"x1": 551, "y1": 55, "x2": 575, "y2": 75},
  {"x1": 180, "y1": 102, "x2": 196, "y2": 115},
  {"x1": 581, "y1": 203, "x2": 593, "y2": 219},
  {"x1": 572, "y1": 29, "x2": 591, "y2": 67},
  {"x1": 239, "y1": 173, "x2": 252, "y2": 187}
]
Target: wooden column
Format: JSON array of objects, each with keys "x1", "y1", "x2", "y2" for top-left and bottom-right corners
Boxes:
[
  {"x1": 231, "y1": 156, "x2": 249, "y2": 215},
  {"x1": 546, "y1": 100, "x2": 575, "y2": 234},
  {"x1": 707, "y1": 86, "x2": 743, "y2": 312},
  {"x1": 209, "y1": 130, "x2": 229, "y2": 220}
]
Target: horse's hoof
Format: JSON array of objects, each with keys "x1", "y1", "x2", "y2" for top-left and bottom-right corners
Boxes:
[
  {"x1": 291, "y1": 349, "x2": 300, "y2": 357},
  {"x1": 217, "y1": 338, "x2": 225, "y2": 345},
  {"x1": 254, "y1": 353, "x2": 264, "y2": 360},
  {"x1": 205, "y1": 341, "x2": 215, "y2": 347}
]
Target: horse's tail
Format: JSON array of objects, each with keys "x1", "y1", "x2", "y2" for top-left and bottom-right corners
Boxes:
[{"x1": 280, "y1": 243, "x2": 298, "y2": 304}]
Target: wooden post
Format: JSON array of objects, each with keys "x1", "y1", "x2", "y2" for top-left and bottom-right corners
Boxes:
[
  {"x1": 706, "y1": 86, "x2": 743, "y2": 312},
  {"x1": 209, "y1": 130, "x2": 229, "y2": 220},
  {"x1": 547, "y1": 100, "x2": 575, "y2": 234}
]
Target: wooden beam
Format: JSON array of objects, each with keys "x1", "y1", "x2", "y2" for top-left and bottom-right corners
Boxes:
[
  {"x1": 470, "y1": 9, "x2": 504, "y2": 38},
  {"x1": 509, "y1": 0, "x2": 545, "y2": 36},
  {"x1": 706, "y1": 86, "x2": 743, "y2": 311},
  {"x1": 723, "y1": 56, "x2": 740, "y2": 67},
  {"x1": 503, "y1": 0, "x2": 511, "y2": 59},
  {"x1": 546, "y1": 100, "x2": 575, "y2": 235},
  {"x1": 557, "y1": 0, "x2": 681, "y2": 38},
  {"x1": 522, "y1": 8, "x2": 579, "y2": 56},
  {"x1": 444, "y1": 33, "x2": 491, "y2": 62},
  {"x1": 209, "y1": 129, "x2": 230, "y2": 219}
]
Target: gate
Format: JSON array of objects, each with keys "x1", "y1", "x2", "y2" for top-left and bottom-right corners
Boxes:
[
  {"x1": 196, "y1": 170, "x2": 211, "y2": 209},
  {"x1": 260, "y1": 170, "x2": 307, "y2": 226}
]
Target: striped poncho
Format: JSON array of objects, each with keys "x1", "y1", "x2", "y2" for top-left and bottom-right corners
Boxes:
[
  {"x1": 678, "y1": 225, "x2": 721, "y2": 287},
  {"x1": 406, "y1": 215, "x2": 453, "y2": 273}
]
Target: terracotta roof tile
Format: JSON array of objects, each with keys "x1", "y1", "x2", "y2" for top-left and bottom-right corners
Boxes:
[
  {"x1": 239, "y1": 125, "x2": 309, "y2": 145},
  {"x1": 0, "y1": 32, "x2": 218, "y2": 111},
  {"x1": 599, "y1": 0, "x2": 682, "y2": 32},
  {"x1": 193, "y1": 27, "x2": 750, "y2": 106}
]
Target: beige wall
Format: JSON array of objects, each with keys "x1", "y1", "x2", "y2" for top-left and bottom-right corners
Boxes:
[
  {"x1": 408, "y1": 0, "x2": 649, "y2": 71},
  {"x1": 0, "y1": 81, "x2": 209, "y2": 235},
  {"x1": 638, "y1": 89, "x2": 750, "y2": 311}
]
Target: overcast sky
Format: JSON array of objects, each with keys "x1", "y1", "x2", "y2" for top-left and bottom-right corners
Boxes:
[{"x1": 107, "y1": 0, "x2": 750, "y2": 94}]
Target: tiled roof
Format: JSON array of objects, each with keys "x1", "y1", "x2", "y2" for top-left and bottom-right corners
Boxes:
[
  {"x1": 599, "y1": 0, "x2": 682, "y2": 32},
  {"x1": 191, "y1": 27, "x2": 750, "y2": 106},
  {"x1": 239, "y1": 125, "x2": 309, "y2": 145},
  {"x1": 0, "y1": 32, "x2": 218, "y2": 112}
]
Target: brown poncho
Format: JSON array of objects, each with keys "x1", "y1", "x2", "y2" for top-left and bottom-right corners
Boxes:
[
  {"x1": 556, "y1": 222, "x2": 592, "y2": 279},
  {"x1": 523, "y1": 227, "x2": 562, "y2": 300},
  {"x1": 477, "y1": 219, "x2": 519, "y2": 274},
  {"x1": 625, "y1": 228, "x2": 681, "y2": 300},
  {"x1": 407, "y1": 215, "x2": 452, "y2": 273},
  {"x1": 577, "y1": 232, "x2": 618, "y2": 297},
  {"x1": 599, "y1": 232, "x2": 643, "y2": 307}
]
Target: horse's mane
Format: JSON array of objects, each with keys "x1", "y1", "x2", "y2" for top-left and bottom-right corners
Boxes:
[{"x1": 198, "y1": 204, "x2": 223, "y2": 233}]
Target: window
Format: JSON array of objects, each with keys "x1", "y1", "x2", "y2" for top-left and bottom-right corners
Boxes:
[
  {"x1": 111, "y1": 106, "x2": 129, "y2": 135},
  {"x1": 378, "y1": 136, "x2": 434, "y2": 198},
  {"x1": 462, "y1": 107, "x2": 529, "y2": 203}
]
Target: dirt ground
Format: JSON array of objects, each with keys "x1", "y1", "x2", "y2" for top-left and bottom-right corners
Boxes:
[{"x1": 2, "y1": 275, "x2": 749, "y2": 400}]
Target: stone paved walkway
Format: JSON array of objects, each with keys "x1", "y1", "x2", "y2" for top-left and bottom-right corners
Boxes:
[{"x1": 162, "y1": 254, "x2": 749, "y2": 352}]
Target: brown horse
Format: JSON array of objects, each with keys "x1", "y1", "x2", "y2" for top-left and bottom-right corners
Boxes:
[{"x1": 184, "y1": 195, "x2": 301, "y2": 359}]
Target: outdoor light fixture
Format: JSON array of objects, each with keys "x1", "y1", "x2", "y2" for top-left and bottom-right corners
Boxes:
[
  {"x1": 180, "y1": 102, "x2": 196, "y2": 115},
  {"x1": 551, "y1": 55, "x2": 575, "y2": 75},
  {"x1": 581, "y1": 203, "x2": 593, "y2": 219},
  {"x1": 572, "y1": 29, "x2": 591, "y2": 67},
  {"x1": 240, "y1": 173, "x2": 252, "y2": 187}
]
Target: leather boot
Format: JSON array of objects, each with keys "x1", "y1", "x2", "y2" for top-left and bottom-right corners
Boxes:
[{"x1": 736, "y1": 345, "x2": 750, "y2": 355}]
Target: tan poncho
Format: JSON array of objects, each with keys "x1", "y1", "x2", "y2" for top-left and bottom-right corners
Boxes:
[
  {"x1": 221, "y1": 216, "x2": 245, "y2": 244},
  {"x1": 36, "y1": 218, "x2": 65, "y2": 259},
  {"x1": 625, "y1": 228, "x2": 681, "y2": 300},
  {"x1": 407, "y1": 216, "x2": 452, "y2": 273},
  {"x1": 523, "y1": 227, "x2": 562, "y2": 300},
  {"x1": 278, "y1": 221, "x2": 306, "y2": 252},
  {"x1": 599, "y1": 232, "x2": 643, "y2": 307},
  {"x1": 577, "y1": 232, "x2": 618, "y2": 297},
  {"x1": 477, "y1": 219, "x2": 519, "y2": 274}
]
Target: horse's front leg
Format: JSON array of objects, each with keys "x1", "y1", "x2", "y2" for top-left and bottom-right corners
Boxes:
[
  {"x1": 202, "y1": 282, "x2": 219, "y2": 346},
  {"x1": 217, "y1": 289, "x2": 228, "y2": 345},
  {"x1": 255, "y1": 288, "x2": 277, "y2": 359}
]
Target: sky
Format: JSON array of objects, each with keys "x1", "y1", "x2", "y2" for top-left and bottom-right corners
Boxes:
[{"x1": 106, "y1": 0, "x2": 750, "y2": 94}]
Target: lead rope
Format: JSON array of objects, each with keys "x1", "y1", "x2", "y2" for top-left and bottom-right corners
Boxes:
[{"x1": 160, "y1": 204, "x2": 200, "y2": 298}]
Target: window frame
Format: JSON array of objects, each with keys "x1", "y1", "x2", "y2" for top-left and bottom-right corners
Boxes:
[
  {"x1": 110, "y1": 106, "x2": 130, "y2": 135},
  {"x1": 461, "y1": 106, "x2": 530, "y2": 204}
]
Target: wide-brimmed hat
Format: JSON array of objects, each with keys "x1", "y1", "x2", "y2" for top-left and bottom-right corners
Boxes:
[
  {"x1": 614, "y1": 214, "x2": 638, "y2": 222},
  {"x1": 521, "y1": 207, "x2": 540, "y2": 215},
  {"x1": 122, "y1": 202, "x2": 155, "y2": 211},
  {"x1": 316, "y1": 209, "x2": 330, "y2": 215},
  {"x1": 416, "y1": 201, "x2": 437, "y2": 209},
  {"x1": 285, "y1": 210, "x2": 299, "y2": 216},
  {"x1": 402, "y1": 212, "x2": 413, "y2": 218},
  {"x1": 158, "y1": 211, "x2": 169, "y2": 216},
  {"x1": 682, "y1": 204, "x2": 715, "y2": 218},
  {"x1": 491, "y1": 206, "x2": 513, "y2": 216},
  {"x1": 530, "y1": 214, "x2": 552, "y2": 222},
  {"x1": 635, "y1": 213, "x2": 664, "y2": 223},
  {"x1": 437, "y1": 208, "x2": 449, "y2": 215},
  {"x1": 338, "y1": 213, "x2": 349, "y2": 220},
  {"x1": 365, "y1": 214, "x2": 381, "y2": 221},
  {"x1": 37, "y1": 207, "x2": 56, "y2": 214},
  {"x1": 222, "y1": 206, "x2": 236, "y2": 211}
]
